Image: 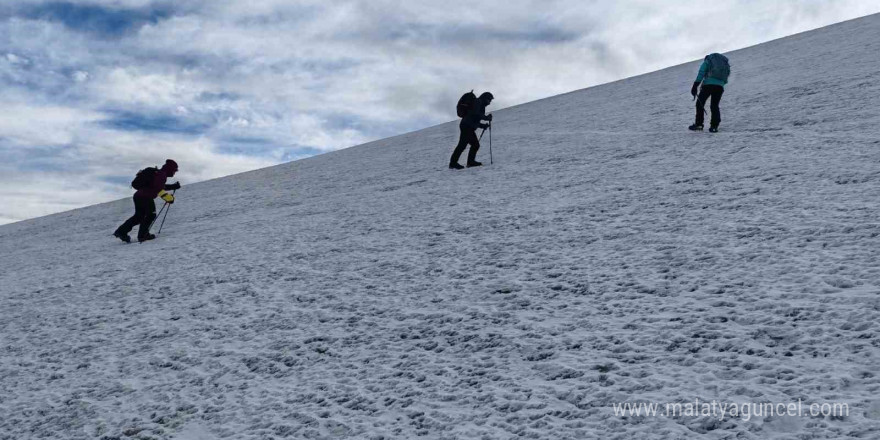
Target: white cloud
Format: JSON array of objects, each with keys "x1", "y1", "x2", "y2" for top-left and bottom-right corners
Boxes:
[
  {"x1": 1, "y1": 1, "x2": 880, "y2": 224},
  {"x1": 0, "y1": 102, "x2": 103, "y2": 146},
  {"x1": 96, "y1": 68, "x2": 202, "y2": 107}
]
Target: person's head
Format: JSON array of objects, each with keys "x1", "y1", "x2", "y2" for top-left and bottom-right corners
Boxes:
[
  {"x1": 162, "y1": 159, "x2": 178, "y2": 177},
  {"x1": 479, "y1": 92, "x2": 494, "y2": 106}
]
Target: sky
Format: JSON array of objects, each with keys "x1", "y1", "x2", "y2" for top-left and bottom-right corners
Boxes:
[{"x1": 1, "y1": 1, "x2": 879, "y2": 225}]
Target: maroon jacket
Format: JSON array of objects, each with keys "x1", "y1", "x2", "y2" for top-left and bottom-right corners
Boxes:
[{"x1": 135, "y1": 166, "x2": 177, "y2": 199}]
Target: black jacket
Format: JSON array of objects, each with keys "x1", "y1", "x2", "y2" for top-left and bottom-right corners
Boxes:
[{"x1": 460, "y1": 98, "x2": 491, "y2": 131}]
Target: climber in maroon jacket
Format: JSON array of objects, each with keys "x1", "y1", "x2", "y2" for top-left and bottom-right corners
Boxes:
[{"x1": 114, "y1": 159, "x2": 181, "y2": 243}]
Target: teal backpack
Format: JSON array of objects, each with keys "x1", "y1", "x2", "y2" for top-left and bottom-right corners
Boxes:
[{"x1": 705, "y1": 53, "x2": 730, "y2": 82}]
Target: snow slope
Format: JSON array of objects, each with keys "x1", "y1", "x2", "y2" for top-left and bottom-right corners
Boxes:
[{"x1": 2, "y1": 13, "x2": 880, "y2": 440}]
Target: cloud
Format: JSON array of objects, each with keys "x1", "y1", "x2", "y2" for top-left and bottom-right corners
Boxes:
[
  {"x1": 1, "y1": 1, "x2": 880, "y2": 224},
  {"x1": 0, "y1": 102, "x2": 102, "y2": 146}
]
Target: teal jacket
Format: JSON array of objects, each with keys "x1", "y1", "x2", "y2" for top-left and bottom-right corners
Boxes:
[{"x1": 695, "y1": 59, "x2": 727, "y2": 87}]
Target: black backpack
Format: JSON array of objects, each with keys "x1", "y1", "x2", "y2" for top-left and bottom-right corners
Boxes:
[
  {"x1": 456, "y1": 90, "x2": 476, "y2": 118},
  {"x1": 131, "y1": 167, "x2": 158, "y2": 190}
]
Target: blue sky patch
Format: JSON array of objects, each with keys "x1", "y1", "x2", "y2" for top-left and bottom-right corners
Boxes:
[
  {"x1": 215, "y1": 137, "x2": 277, "y2": 156},
  {"x1": 17, "y1": 2, "x2": 173, "y2": 38},
  {"x1": 378, "y1": 22, "x2": 579, "y2": 46},
  {"x1": 197, "y1": 91, "x2": 243, "y2": 103},
  {"x1": 7, "y1": 144, "x2": 76, "y2": 173},
  {"x1": 100, "y1": 111, "x2": 212, "y2": 135}
]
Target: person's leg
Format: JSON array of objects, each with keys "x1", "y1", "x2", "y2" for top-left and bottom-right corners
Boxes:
[
  {"x1": 116, "y1": 195, "x2": 143, "y2": 236},
  {"x1": 450, "y1": 127, "x2": 469, "y2": 166},
  {"x1": 466, "y1": 129, "x2": 482, "y2": 165},
  {"x1": 694, "y1": 86, "x2": 711, "y2": 127},
  {"x1": 709, "y1": 86, "x2": 724, "y2": 129},
  {"x1": 136, "y1": 197, "x2": 157, "y2": 241}
]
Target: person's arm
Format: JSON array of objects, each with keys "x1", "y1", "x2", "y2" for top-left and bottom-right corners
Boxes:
[
  {"x1": 147, "y1": 172, "x2": 166, "y2": 195},
  {"x1": 476, "y1": 104, "x2": 492, "y2": 125},
  {"x1": 165, "y1": 182, "x2": 181, "y2": 191},
  {"x1": 694, "y1": 59, "x2": 709, "y2": 84},
  {"x1": 477, "y1": 107, "x2": 490, "y2": 129},
  {"x1": 691, "y1": 59, "x2": 708, "y2": 96}
]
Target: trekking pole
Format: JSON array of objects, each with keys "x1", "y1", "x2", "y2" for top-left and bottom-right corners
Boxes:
[
  {"x1": 489, "y1": 124, "x2": 493, "y2": 165},
  {"x1": 150, "y1": 202, "x2": 168, "y2": 231},
  {"x1": 156, "y1": 189, "x2": 176, "y2": 235},
  {"x1": 157, "y1": 202, "x2": 171, "y2": 235}
]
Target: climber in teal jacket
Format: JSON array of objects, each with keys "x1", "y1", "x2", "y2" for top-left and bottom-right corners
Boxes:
[{"x1": 689, "y1": 53, "x2": 730, "y2": 133}]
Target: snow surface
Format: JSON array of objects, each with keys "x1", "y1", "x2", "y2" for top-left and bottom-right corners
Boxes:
[{"x1": 2, "y1": 13, "x2": 880, "y2": 440}]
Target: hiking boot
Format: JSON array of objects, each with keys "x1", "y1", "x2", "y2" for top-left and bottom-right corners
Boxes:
[
  {"x1": 449, "y1": 162, "x2": 464, "y2": 170},
  {"x1": 113, "y1": 230, "x2": 131, "y2": 243},
  {"x1": 466, "y1": 161, "x2": 483, "y2": 168},
  {"x1": 688, "y1": 124, "x2": 704, "y2": 131},
  {"x1": 709, "y1": 126, "x2": 719, "y2": 133},
  {"x1": 138, "y1": 233, "x2": 156, "y2": 243}
]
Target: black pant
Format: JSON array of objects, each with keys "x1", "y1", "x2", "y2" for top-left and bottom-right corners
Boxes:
[
  {"x1": 450, "y1": 127, "x2": 480, "y2": 165},
  {"x1": 117, "y1": 195, "x2": 156, "y2": 240},
  {"x1": 695, "y1": 84, "x2": 724, "y2": 128}
]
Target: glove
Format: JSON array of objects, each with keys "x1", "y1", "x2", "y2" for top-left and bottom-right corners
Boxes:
[
  {"x1": 479, "y1": 123, "x2": 490, "y2": 130},
  {"x1": 167, "y1": 182, "x2": 181, "y2": 190},
  {"x1": 691, "y1": 82, "x2": 700, "y2": 97},
  {"x1": 159, "y1": 190, "x2": 175, "y2": 204},
  {"x1": 486, "y1": 114, "x2": 493, "y2": 121}
]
